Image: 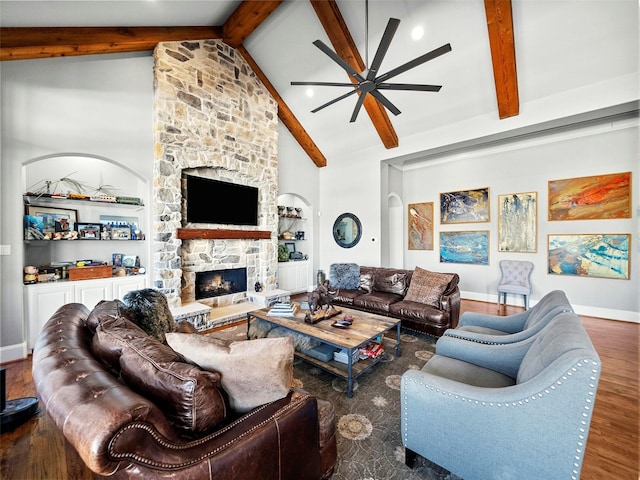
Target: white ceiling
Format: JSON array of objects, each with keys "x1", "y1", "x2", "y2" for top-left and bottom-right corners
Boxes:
[{"x1": 1, "y1": 0, "x2": 638, "y2": 165}]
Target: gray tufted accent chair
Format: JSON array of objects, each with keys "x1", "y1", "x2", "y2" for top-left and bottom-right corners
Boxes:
[
  {"x1": 401, "y1": 311, "x2": 601, "y2": 480},
  {"x1": 497, "y1": 259, "x2": 534, "y2": 309}
]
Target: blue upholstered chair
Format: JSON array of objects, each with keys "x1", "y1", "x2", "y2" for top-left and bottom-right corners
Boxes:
[
  {"x1": 401, "y1": 312, "x2": 601, "y2": 480},
  {"x1": 443, "y1": 289, "x2": 573, "y2": 345},
  {"x1": 497, "y1": 259, "x2": 534, "y2": 310}
]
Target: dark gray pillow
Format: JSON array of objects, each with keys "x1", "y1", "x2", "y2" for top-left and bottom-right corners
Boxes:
[{"x1": 330, "y1": 263, "x2": 360, "y2": 289}]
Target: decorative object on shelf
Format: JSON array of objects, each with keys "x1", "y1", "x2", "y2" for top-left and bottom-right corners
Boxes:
[
  {"x1": 280, "y1": 231, "x2": 295, "y2": 240},
  {"x1": 25, "y1": 171, "x2": 87, "y2": 198},
  {"x1": 295, "y1": 207, "x2": 303, "y2": 217},
  {"x1": 77, "y1": 223, "x2": 102, "y2": 240},
  {"x1": 122, "y1": 255, "x2": 140, "y2": 268},
  {"x1": 333, "y1": 212, "x2": 362, "y2": 249},
  {"x1": 278, "y1": 244, "x2": 290, "y2": 262},
  {"x1": 23, "y1": 266, "x2": 38, "y2": 284},
  {"x1": 112, "y1": 253, "x2": 123, "y2": 267},
  {"x1": 284, "y1": 242, "x2": 296, "y2": 255},
  {"x1": 25, "y1": 206, "x2": 77, "y2": 237},
  {"x1": 277, "y1": 205, "x2": 285, "y2": 215},
  {"x1": 295, "y1": 231, "x2": 305, "y2": 240},
  {"x1": 111, "y1": 226, "x2": 131, "y2": 240}
]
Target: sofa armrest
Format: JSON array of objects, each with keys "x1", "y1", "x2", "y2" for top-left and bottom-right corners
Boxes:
[
  {"x1": 434, "y1": 334, "x2": 535, "y2": 378},
  {"x1": 458, "y1": 309, "x2": 529, "y2": 332}
]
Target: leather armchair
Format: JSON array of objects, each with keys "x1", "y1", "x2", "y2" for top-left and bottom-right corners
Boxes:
[
  {"x1": 401, "y1": 312, "x2": 601, "y2": 480},
  {"x1": 443, "y1": 289, "x2": 573, "y2": 345},
  {"x1": 32, "y1": 303, "x2": 336, "y2": 480}
]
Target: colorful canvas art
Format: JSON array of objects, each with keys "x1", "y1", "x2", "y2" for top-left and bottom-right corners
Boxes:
[
  {"x1": 408, "y1": 202, "x2": 434, "y2": 250},
  {"x1": 548, "y1": 234, "x2": 630, "y2": 279},
  {"x1": 440, "y1": 187, "x2": 490, "y2": 224},
  {"x1": 440, "y1": 231, "x2": 489, "y2": 265},
  {"x1": 548, "y1": 172, "x2": 631, "y2": 221},
  {"x1": 498, "y1": 192, "x2": 537, "y2": 252}
]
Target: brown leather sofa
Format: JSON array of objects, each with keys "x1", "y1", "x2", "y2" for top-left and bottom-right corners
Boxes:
[
  {"x1": 32, "y1": 302, "x2": 337, "y2": 480},
  {"x1": 331, "y1": 266, "x2": 460, "y2": 337}
]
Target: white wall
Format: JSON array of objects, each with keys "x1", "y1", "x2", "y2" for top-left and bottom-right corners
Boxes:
[{"x1": 400, "y1": 121, "x2": 639, "y2": 320}]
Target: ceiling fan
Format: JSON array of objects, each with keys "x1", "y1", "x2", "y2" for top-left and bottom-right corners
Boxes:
[{"x1": 292, "y1": 4, "x2": 452, "y2": 123}]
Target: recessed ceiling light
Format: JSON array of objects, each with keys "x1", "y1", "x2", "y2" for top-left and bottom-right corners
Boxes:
[
  {"x1": 411, "y1": 26, "x2": 424, "y2": 41},
  {"x1": 306, "y1": 88, "x2": 314, "y2": 98}
]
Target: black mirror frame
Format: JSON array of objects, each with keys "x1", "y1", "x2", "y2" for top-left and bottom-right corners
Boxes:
[{"x1": 332, "y1": 212, "x2": 362, "y2": 249}]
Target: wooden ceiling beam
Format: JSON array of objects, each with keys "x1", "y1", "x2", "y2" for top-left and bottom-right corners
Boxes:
[
  {"x1": 484, "y1": 0, "x2": 519, "y2": 119},
  {"x1": 0, "y1": 26, "x2": 222, "y2": 61},
  {"x1": 310, "y1": 0, "x2": 399, "y2": 149},
  {"x1": 222, "y1": 1, "x2": 283, "y2": 48},
  {"x1": 238, "y1": 45, "x2": 327, "y2": 168}
]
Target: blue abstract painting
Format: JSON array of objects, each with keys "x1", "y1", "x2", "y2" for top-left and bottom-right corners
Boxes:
[
  {"x1": 440, "y1": 231, "x2": 489, "y2": 265},
  {"x1": 440, "y1": 187, "x2": 490, "y2": 224},
  {"x1": 548, "y1": 234, "x2": 630, "y2": 279}
]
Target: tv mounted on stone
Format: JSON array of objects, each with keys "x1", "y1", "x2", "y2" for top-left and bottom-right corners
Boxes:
[{"x1": 185, "y1": 175, "x2": 259, "y2": 226}]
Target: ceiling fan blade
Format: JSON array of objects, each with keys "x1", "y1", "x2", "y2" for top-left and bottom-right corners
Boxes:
[
  {"x1": 311, "y1": 89, "x2": 358, "y2": 113},
  {"x1": 376, "y1": 43, "x2": 452, "y2": 84},
  {"x1": 369, "y1": 89, "x2": 401, "y2": 116},
  {"x1": 291, "y1": 81, "x2": 357, "y2": 87},
  {"x1": 349, "y1": 92, "x2": 367, "y2": 123},
  {"x1": 312, "y1": 40, "x2": 366, "y2": 83},
  {"x1": 367, "y1": 18, "x2": 400, "y2": 81},
  {"x1": 377, "y1": 83, "x2": 442, "y2": 92}
]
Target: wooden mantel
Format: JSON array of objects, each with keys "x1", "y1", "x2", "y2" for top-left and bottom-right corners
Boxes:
[{"x1": 176, "y1": 228, "x2": 272, "y2": 240}]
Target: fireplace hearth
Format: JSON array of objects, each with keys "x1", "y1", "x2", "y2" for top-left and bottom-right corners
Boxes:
[{"x1": 196, "y1": 268, "x2": 247, "y2": 300}]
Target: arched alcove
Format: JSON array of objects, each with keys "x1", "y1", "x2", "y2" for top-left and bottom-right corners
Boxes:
[{"x1": 388, "y1": 193, "x2": 403, "y2": 268}]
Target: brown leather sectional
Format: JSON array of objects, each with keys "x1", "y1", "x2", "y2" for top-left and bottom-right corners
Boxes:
[
  {"x1": 32, "y1": 302, "x2": 337, "y2": 480},
  {"x1": 332, "y1": 266, "x2": 460, "y2": 337}
]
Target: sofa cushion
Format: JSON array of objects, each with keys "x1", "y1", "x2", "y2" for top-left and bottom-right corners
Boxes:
[
  {"x1": 404, "y1": 267, "x2": 454, "y2": 307},
  {"x1": 166, "y1": 333, "x2": 294, "y2": 413},
  {"x1": 353, "y1": 291, "x2": 403, "y2": 313},
  {"x1": 121, "y1": 288, "x2": 178, "y2": 343},
  {"x1": 423, "y1": 355, "x2": 515, "y2": 388},
  {"x1": 359, "y1": 273, "x2": 374, "y2": 293},
  {"x1": 373, "y1": 268, "x2": 409, "y2": 295},
  {"x1": 94, "y1": 308, "x2": 227, "y2": 433},
  {"x1": 329, "y1": 263, "x2": 360, "y2": 289},
  {"x1": 332, "y1": 289, "x2": 362, "y2": 306}
]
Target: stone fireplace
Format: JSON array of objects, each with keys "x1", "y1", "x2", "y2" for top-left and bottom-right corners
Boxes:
[{"x1": 152, "y1": 39, "x2": 279, "y2": 308}]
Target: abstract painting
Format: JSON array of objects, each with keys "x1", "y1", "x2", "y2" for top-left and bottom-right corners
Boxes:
[
  {"x1": 440, "y1": 187, "x2": 490, "y2": 224},
  {"x1": 548, "y1": 172, "x2": 631, "y2": 221},
  {"x1": 498, "y1": 192, "x2": 537, "y2": 252},
  {"x1": 548, "y1": 234, "x2": 630, "y2": 279},
  {"x1": 408, "y1": 202, "x2": 434, "y2": 250},
  {"x1": 440, "y1": 230, "x2": 489, "y2": 265}
]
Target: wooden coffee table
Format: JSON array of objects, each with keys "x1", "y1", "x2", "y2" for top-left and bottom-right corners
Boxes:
[{"x1": 247, "y1": 306, "x2": 401, "y2": 397}]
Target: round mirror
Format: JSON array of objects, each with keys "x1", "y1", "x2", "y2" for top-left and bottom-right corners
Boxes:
[{"x1": 333, "y1": 213, "x2": 362, "y2": 248}]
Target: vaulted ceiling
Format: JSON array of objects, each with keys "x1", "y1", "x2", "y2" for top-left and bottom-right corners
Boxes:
[{"x1": 1, "y1": 0, "x2": 637, "y2": 168}]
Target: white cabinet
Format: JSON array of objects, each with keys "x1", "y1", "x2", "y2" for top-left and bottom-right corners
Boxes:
[
  {"x1": 25, "y1": 275, "x2": 148, "y2": 348},
  {"x1": 277, "y1": 261, "x2": 310, "y2": 294}
]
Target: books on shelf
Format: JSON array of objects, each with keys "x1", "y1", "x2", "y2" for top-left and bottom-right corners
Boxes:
[{"x1": 267, "y1": 302, "x2": 298, "y2": 317}]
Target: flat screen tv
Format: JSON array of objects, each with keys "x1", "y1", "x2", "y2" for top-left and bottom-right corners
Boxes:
[{"x1": 185, "y1": 175, "x2": 259, "y2": 226}]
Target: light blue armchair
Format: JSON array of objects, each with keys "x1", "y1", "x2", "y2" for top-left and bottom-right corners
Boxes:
[
  {"x1": 443, "y1": 289, "x2": 573, "y2": 345},
  {"x1": 401, "y1": 312, "x2": 601, "y2": 480}
]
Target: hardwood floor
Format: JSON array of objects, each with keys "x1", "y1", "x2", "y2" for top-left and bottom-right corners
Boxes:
[{"x1": 1, "y1": 299, "x2": 638, "y2": 479}]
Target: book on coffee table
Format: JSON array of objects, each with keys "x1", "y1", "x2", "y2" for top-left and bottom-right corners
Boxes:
[{"x1": 267, "y1": 302, "x2": 298, "y2": 317}]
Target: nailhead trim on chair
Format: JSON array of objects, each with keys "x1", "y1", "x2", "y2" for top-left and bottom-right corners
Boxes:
[
  {"x1": 401, "y1": 359, "x2": 599, "y2": 480},
  {"x1": 109, "y1": 392, "x2": 312, "y2": 469}
]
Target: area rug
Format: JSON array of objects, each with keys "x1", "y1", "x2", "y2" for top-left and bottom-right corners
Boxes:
[{"x1": 212, "y1": 324, "x2": 462, "y2": 480}]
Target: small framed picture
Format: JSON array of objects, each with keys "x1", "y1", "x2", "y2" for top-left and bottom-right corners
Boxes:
[
  {"x1": 77, "y1": 223, "x2": 102, "y2": 240},
  {"x1": 111, "y1": 226, "x2": 131, "y2": 240},
  {"x1": 284, "y1": 242, "x2": 296, "y2": 254},
  {"x1": 112, "y1": 253, "x2": 123, "y2": 267},
  {"x1": 26, "y1": 206, "x2": 77, "y2": 234}
]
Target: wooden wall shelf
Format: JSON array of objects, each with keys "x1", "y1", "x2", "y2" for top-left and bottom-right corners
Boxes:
[{"x1": 176, "y1": 228, "x2": 272, "y2": 240}]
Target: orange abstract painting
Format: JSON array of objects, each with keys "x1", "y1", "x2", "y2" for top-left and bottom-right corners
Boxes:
[{"x1": 548, "y1": 172, "x2": 631, "y2": 221}]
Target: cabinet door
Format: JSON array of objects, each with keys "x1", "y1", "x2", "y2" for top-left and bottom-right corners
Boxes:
[
  {"x1": 74, "y1": 281, "x2": 113, "y2": 310},
  {"x1": 113, "y1": 276, "x2": 147, "y2": 300},
  {"x1": 278, "y1": 264, "x2": 297, "y2": 292},
  {"x1": 295, "y1": 262, "x2": 310, "y2": 293},
  {"x1": 25, "y1": 284, "x2": 73, "y2": 349}
]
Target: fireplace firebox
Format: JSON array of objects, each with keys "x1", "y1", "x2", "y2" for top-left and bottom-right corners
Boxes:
[{"x1": 196, "y1": 267, "x2": 247, "y2": 300}]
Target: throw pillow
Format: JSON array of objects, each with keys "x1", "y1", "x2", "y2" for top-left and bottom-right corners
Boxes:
[
  {"x1": 329, "y1": 263, "x2": 360, "y2": 289},
  {"x1": 94, "y1": 311, "x2": 227, "y2": 433},
  {"x1": 121, "y1": 288, "x2": 178, "y2": 343},
  {"x1": 166, "y1": 333, "x2": 294, "y2": 413},
  {"x1": 404, "y1": 267, "x2": 454, "y2": 308},
  {"x1": 359, "y1": 273, "x2": 374, "y2": 293},
  {"x1": 376, "y1": 271, "x2": 409, "y2": 295}
]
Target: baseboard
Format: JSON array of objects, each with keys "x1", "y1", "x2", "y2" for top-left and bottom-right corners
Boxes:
[
  {"x1": 460, "y1": 291, "x2": 639, "y2": 324},
  {"x1": 0, "y1": 342, "x2": 29, "y2": 364}
]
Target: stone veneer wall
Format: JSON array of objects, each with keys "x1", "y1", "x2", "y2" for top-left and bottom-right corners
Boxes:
[{"x1": 153, "y1": 40, "x2": 279, "y2": 308}]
